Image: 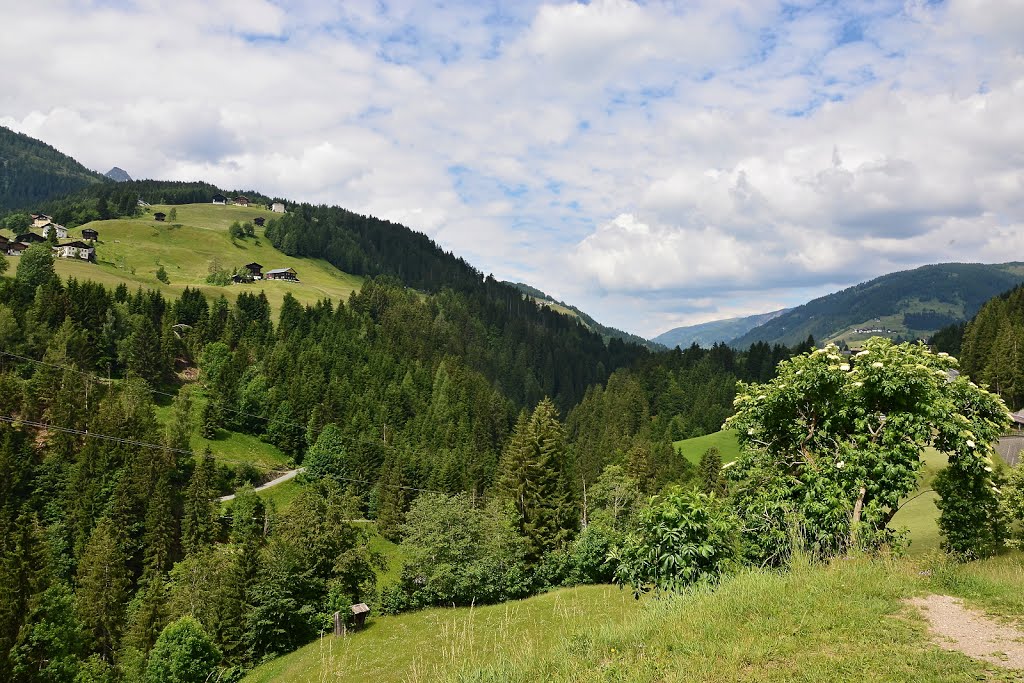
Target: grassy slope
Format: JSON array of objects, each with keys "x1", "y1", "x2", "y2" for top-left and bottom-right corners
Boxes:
[
  {"x1": 450, "y1": 554, "x2": 1024, "y2": 683},
  {"x1": 34, "y1": 203, "x2": 363, "y2": 312},
  {"x1": 243, "y1": 554, "x2": 1024, "y2": 683},
  {"x1": 243, "y1": 585, "x2": 644, "y2": 683},
  {"x1": 152, "y1": 390, "x2": 290, "y2": 475},
  {"x1": 673, "y1": 429, "x2": 741, "y2": 465}
]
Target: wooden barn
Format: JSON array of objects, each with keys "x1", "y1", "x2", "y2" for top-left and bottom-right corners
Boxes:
[{"x1": 264, "y1": 267, "x2": 298, "y2": 282}]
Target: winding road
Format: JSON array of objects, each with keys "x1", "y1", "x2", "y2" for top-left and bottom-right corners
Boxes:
[{"x1": 217, "y1": 467, "x2": 305, "y2": 502}]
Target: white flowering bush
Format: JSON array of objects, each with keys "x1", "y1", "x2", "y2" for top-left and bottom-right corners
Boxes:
[{"x1": 726, "y1": 337, "x2": 1009, "y2": 559}]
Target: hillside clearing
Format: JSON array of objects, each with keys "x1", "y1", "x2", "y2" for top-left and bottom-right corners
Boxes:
[
  {"x1": 34, "y1": 203, "x2": 363, "y2": 312},
  {"x1": 673, "y1": 429, "x2": 741, "y2": 465}
]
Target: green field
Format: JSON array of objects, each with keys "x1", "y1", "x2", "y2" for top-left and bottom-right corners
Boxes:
[
  {"x1": 241, "y1": 552, "x2": 1024, "y2": 683},
  {"x1": 242, "y1": 584, "x2": 645, "y2": 683},
  {"x1": 20, "y1": 203, "x2": 364, "y2": 312},
  {"x1": 673, "y1": 429, "x2": 741, "y2": 465},
  {"x1": 152, "y1": 390, "x2": 290, "y2": 476}
]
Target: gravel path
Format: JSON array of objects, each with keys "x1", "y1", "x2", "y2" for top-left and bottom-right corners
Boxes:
[
  {"x1": 217, "y1": 467, "x2": 305, "y2": 502},
  {"x1": 906, "y1": 594, "x2": 1024, "y2": 670}
]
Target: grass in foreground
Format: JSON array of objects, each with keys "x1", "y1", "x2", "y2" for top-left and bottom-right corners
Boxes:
[
  {"x1": 241, "y1": 553, "x2": 1024, "y2": 683},
  {"x1": 242, "y1": 585, "x2": 643, "y2": 683}
]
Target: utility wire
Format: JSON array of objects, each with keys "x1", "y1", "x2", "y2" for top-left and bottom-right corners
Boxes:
[
  {"x1": 0, "y1": 349, "x2": 309, "y2": 432},
  {"x1": 0, "y1": 415, "x2": 443, "y2": 495}
]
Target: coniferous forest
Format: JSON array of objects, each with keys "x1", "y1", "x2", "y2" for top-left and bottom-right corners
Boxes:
[{"x1": 0, "y1": 234, "x2": 799, "y2": 681}]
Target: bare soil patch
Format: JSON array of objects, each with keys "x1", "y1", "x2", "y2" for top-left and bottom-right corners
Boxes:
[{"x1": 907, "y1": 594, "x2": 1024, "y2": 671}]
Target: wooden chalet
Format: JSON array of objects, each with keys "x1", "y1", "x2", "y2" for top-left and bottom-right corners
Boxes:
[
  {"x1": 264, "y1": 267, "x2": 298, "y2": 281},
  {"x1": 233, "y1": 195, "x2": 250, "y2": 207},
  {"x1": 154, "y1": 212, "x2": 166, "y2": 222},
  {"x1": 6, "y1": 242, "x2": 28, "y2": 256},
  {"x1": 253, "y1": 216, "x2": 265, "y2": 227},
  {"x1": 82, "y1": 228, "x2": 99, "y2": 241},
  {"x1": 16, "y1": 232, "x2": 45, "y2": 244},
  {"x1": 212, "y1": 193, "x2": 227, "y2": 205},
  {"x1": 244, "y1": 262, "x2": 263, "y2": 279},
  {"x1": 31, "y1": 213, "x2": 53, "y2": 228}
]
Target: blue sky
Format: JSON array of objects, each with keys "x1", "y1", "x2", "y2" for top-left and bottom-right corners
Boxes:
[{"x1": 3, "y1": 0, "x2": 1023, "y2": 337}]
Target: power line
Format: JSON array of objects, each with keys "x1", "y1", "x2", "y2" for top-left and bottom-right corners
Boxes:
[
  {"x1": 0, "y1": 349, "x2": 412, "y2": 455},
  {"x1": 0, "y1": 349, "x2": 308, "y2": 432},
  {"x1": 0, "y1": 415, "x2": 443, "y2": 496}
]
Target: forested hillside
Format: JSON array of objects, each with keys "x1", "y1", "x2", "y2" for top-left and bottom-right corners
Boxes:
[
  {"x1": 653, "y1": 308, "x2": 788, "y2": 349},
  {"x1": 731, "y1": 262, "x2": 1024, "y2": 347},
  {"x1": 935, "y1": 283, "x2": 1024, "y2": 410},
  {"x1": 502, "y1": 281, "x2": 665, "y2": 350},
  {"x1": 0, "y1": 126, "x2": 108, "y2": 212},
  {"x1": 0, "y1": 236, "x2": 803, "y2": 680}
]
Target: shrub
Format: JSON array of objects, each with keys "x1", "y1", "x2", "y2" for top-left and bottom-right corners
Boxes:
[{"x1": 613, "y1": 487, "x2": 739, "y2": 596}]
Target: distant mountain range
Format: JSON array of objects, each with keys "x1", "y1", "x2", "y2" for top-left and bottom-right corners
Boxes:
[
  {"x1": 653, "y1": 309, "x2": 789, "y2": 349},
  {"x1": 0, "y1": 125, "x2": 107, "y2": 211},
  {"x1": 729, "y1": 262, "x2": 1024, "y2": 348},
  {"x1": 503, "y1": 282, "x2": 667, "y2": 351},
  {"x1": 104, "y1": 166, "x2": 132, "y2": 182}
]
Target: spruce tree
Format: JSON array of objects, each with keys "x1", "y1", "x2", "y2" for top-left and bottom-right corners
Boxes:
[
  {"x1": 76, "y1": 517, "x2": 130, "y2": 661},
  {"x1": 495, "y1": 398, "x2": 575, "y2": 560},
  {"x1": 698, "y1": 447, "x2": 726, "y2": 496},
  {"x1": 182, "y1": 448, "x2": 217, "y2": 556}
]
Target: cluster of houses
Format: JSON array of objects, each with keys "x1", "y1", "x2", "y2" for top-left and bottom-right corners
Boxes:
[
  {"x1": 211, "y1": 194, "x2": 285, "y2": 213},
  {"x1": 232, "y1": 262, "x2": 299, "y2": 284},
  {"x1": 2, "y1": 213, "x2": 97, "y2": 261}
]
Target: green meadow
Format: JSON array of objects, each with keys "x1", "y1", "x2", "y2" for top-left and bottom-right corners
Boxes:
[
  {"x1": 673, "y1": 429, "x2": 741, "y2": 465},
  {"x1": 37, "y1": 203, "x2": 363, "y2": 312}
]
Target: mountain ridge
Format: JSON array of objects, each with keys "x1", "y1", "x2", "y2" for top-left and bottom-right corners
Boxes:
[
  {"x1": 731, "y1": 262, "x2": 1024, "y2": 347},
  {"x1": 653, "y1": 309, "x2": 790, "y2": 349}
]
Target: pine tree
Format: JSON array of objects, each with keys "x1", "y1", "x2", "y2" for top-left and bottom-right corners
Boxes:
[
  {"x1": 698, "y1": 447, "x2": 726, "y2": 496},
  {"x1": 76, "y1": 517, "x2": 130, "y2": 661},
  {"x1": 182, "y1": 449, "x2": 217, "y2": 556},
  {"x1": 495, "y1": 399, "x2": 575, "y2": 560}
]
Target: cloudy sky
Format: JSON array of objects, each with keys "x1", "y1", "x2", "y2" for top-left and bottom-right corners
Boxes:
[{"x1": 3, "y1": 0, "x2": 1023, "y2": 338}]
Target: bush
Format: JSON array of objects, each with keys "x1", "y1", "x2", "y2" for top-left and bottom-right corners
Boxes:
[
  {"x1": 145, "y1": 616, "x2": 220, "y2": 683},
  {"x1": 613, "y1": 487, "x2": 739, "y2": 596},
  {"x1": 394, "y1": 494, "x2": 530, "y2": 609},
  {"x1": 155, "y1": 265, "x2": 169, "y2": 284}
]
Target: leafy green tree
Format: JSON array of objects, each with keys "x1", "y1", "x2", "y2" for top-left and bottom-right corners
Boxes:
[
  {"x1": 613, "y1": 488, "x2": 739, "y2": 596},
  {"x1": 0, "y1": 253, "x2": 8, "y2": 276},
  {"x1": 145, "y1": 616, "x2": 220, "y2": 683},
  {"x1": 2, "y1": 212, "x2": 31, "y2": 232},
  {"x1": 228, "y1": 222, "x2": 244, "y2": 240},
  {"x1": 494, "y1": 399, "x2": 576, "y2": 560},
  {"x1": 394, "y1": 493, "x2": 528, "y2": 608},
  {"x1": 168, "y1": 208, "x2": 177, "y2": 222},
  {"x1": 727, "y1": 339, "x2": 1010, "y2": 557},
  {"x1": 16, "y1": 242, "x2": 56, "y2": 291},
  {"x1": 10, "y1": 583, "x2": 87, "y2": 683}
]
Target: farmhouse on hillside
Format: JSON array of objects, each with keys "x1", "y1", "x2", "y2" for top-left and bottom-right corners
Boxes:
[
  {"x1": 82, "y1": 228, "x2": 99, "y2": 241},
  {"x1": 154, "y1": 212, "x2": 166, "y2": 222},
  {"x1": 0, "y1": 236, "x2": 8, "y2": 251},
  {"x1": 253, "y1": 216, "x2": 265, "y2": 227},
  {"x1": 16, "y1": 232, "x2": 46, "y2": 244},
  {"x1": 271, "y1": 202, "x2": 285, "y2": 213},
  {"x1": 41, "y1": 223, "x2": 68, "y2": 239},
  {"x1": 244, "y1": 262, "x2": 263, "y2": 279},
  {"x1": 212, "y1": 193, "x2": 227, "y2": 205},
  {"x1": 53, "y1": 241, "x2": 95, "y2": 261},
  {"x1": 234, "y1": 196, "x2": 250, "y2": 207},
  {"x1": 6, "y1": 242, "x2": 28, "y2": 256},
  {"x1": 264, "y1": 267, "x2": 298, "y2": 281},
  {"x1": 31, "y1": 213, "x2": 53, "y2": 227}
]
